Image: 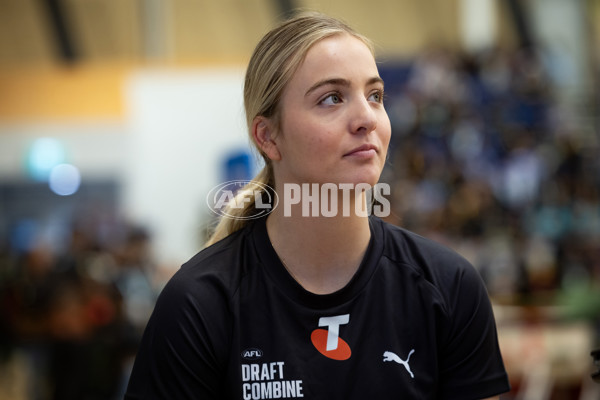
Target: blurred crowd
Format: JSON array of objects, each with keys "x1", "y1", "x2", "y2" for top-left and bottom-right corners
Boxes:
[
  {"x1": 1, "y1": 45, "x2": 600, "y2": 399},
  {"x1": 380, "y1": 45, "x2": 600, "y2": 313},
  {"x1": 0, "y1": 220, "x2": 160, "y2": 399}
]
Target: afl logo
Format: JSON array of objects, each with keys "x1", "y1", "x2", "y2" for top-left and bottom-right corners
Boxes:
[
  {"x1": 241, "y1": 348, "x2": 263, "y2": 360},
  {"x1": 206, "y1": 180, "x2": 278, "y2": 220}
]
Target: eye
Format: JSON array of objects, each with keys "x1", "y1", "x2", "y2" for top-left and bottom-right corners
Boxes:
[
  {"x1": 320, "y1": 93, "x2": 342, "y2": 105},
  {"x1": 368, "y1": 89, "x2": 384, "y2": 103}
]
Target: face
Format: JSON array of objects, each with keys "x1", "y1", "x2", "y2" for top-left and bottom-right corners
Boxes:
[{"x1": 269, "y1": 33, "x2": 391, "y2": 188}]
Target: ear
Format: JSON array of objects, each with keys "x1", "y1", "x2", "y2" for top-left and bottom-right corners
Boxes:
[{"x1": 252, "y1": 116, "x2": 281, "y2": 161}]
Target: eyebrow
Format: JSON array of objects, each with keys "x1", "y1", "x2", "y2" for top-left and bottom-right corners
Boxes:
[{"x1": 304, "y1": 76, "x2": 384, "y2": 97}]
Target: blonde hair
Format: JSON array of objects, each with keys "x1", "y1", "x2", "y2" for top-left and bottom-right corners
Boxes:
[{"x1": 205, "y1": 12, "x2": 373, "y2": 247}]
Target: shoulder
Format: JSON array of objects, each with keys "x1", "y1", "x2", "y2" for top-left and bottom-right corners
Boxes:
[
  {"x1": 375, "y1": 217, "x2": 476, "y2": 279},
  {"x1": 138, "y1": 223, "x2": 260, "y2": 363},
  {"x1": 178, "y1": 223, "x2": 256, "y2": 283},
  {"x1": 373, "y1": 219, "x2": 510, "y2": 397},
  {"x1": 125, "y1": 226, "x2": 260, "y2": 399},
  {"x1": 372, "y1": 217, "x2": 487, "y2": 312},
  {"x1": 157, "y1": 222, "x2": 260, "y2": 316}
]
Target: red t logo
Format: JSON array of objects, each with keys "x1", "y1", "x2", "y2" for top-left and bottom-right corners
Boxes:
[{"x1": 311, "y1": 314, "x2": 351, "y2": 360}]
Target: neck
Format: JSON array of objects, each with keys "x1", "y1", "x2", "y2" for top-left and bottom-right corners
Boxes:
[{"x1": 266, "y1": 189, "x2": 371, "y2": 294}]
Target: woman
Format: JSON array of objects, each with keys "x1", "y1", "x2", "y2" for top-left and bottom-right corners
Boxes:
[{"x1": 125, "y1": 12, "x2": 510, "y2": 399}]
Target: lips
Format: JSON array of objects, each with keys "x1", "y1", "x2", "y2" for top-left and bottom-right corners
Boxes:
[{"x1": 343, "y1": 144, "x2": 378, "y2": 157}]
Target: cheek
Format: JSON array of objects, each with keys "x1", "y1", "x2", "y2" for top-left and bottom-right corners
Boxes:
[
  {"x1": 289, "y1": 120, "x2": 332, "y2": 153},
  {"x1": 304, "y1": 130, "x2": 330, "y2": 149},
  {"x1": 379, "y1": 114, "x2": 392, "y2": 148}
]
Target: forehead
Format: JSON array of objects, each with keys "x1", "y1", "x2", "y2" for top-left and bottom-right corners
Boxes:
[{"x1": 289, "y1": 33, "x2": 379, "y2": 89}]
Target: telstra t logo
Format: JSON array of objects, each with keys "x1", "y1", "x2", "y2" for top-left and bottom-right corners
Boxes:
[{"x1": 311, "y1": 314, "x2": 351, "y2": 360}]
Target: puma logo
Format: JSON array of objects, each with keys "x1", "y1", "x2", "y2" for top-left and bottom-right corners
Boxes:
[{"x1": 383, "y1": 350, "x2": 415, "y2": 378}]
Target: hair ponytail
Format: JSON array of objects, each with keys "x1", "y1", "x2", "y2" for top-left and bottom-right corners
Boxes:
[{"x1": 204, "y1": 163, "x2": 274, "y2": 247}]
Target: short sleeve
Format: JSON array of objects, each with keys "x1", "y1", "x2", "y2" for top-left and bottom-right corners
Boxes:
[
  {"x1": 124, "y1": 269, "x2": 231, "y2": 399},
  {"x1": 437, "y1": 262, "x2": 510, "y2": 399}
]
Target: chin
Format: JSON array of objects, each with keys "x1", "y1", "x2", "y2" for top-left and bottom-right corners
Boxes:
[
  {"x1": 345, "y1": 171, "x2": 383, "y2": 187},
  {"x1": 291, "y1": 169, "x2": 382, "y2": 187}
]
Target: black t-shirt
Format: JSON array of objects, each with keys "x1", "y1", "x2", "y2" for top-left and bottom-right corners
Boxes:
[{"x1": 125, "y1": 216, "x2": 510, "y2": 399}]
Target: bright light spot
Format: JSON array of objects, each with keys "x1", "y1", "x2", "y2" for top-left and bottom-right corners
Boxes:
[
  {"x1": 27, "y1": 138, "x2": 66, "y2": 181},
  {"x1": 49, "y1": 164, "x2": 81, "y2": 196}
]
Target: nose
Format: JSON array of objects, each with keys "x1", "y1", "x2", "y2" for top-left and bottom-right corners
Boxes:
[{"x1": 349, "y1": 97, "x2": 377, "y2": 134}]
